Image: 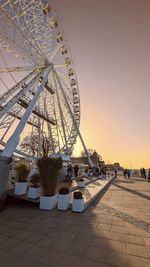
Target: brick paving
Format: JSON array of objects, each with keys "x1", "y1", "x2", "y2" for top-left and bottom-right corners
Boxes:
[{"x1": 0, "y1": 175, "x2": 150, "y2": 266}]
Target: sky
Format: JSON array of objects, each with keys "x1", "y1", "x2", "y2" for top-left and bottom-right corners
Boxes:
[{"x1": 53, "y1": 0, "x2": 150, "y2": 169}]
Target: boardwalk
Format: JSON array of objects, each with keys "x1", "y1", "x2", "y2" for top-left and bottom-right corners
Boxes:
[{"x1": 0, "y1": 176, "x2": 150, "y2": 267}]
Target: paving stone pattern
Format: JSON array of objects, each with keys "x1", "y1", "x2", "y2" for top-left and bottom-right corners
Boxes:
[
  {"x1": 98, "y1": 203, "x2": 150, "y2": 233},
  {"x1": 0, "y1": 175, "x2": 150, "y2": 267}
]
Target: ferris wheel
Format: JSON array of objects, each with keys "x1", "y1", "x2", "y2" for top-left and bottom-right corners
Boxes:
[
  {"x1": 0, "y1": 0, "x2": 92, "y2": 166},
  {"x1": 0, "y1": 0, "x2": 94, "y2": 209}
]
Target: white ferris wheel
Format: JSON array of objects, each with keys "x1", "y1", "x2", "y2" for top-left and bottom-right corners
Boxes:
[{"x1": 0, "y1": 0, "x2": 92, "y2": 165}]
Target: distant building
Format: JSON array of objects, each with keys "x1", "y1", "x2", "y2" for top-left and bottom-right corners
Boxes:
[
  {"x1": 71, "y1": 155, "x2": 105, "y2": 169},
  {"x1": 71, "y1": 157, "x2": 89, "y2": 166},
  {"x1": 105, "y1": 162, "x2": 123, "y2": 171}
]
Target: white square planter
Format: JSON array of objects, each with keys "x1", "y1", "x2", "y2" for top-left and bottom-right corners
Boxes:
[
  {"x1": 78, "y1": 181, "x2": 85, "y2": 188},
  {"x1": 14, "y1": 182, "x2": 28, "y2": 195},
  {"x1": 28, "y1": 187, "x2": 41, "y2": 199},
  {"x1": 72, "y1": 198, "x2": 84, "y2": 213},
  {"x1": 58, "y1": 194, "x2": 70, "y2": 210},
  {"x1": 40, "y1": 195, "x2": 57, "y2": 210}
]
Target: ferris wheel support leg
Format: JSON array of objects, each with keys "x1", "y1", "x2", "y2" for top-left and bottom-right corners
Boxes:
[
  {"x1": 0, "y1": 65, "x2": 52, "y2": 208},
  {"x1": 52, "y1": 71, "x2": 69, "y2": 154},
  {"x1": 54, "y1": 70, "x2": 93, "y2": 168}
]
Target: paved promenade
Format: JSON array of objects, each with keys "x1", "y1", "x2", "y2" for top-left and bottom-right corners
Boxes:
[{"x1": 0, "y1": 176, "x2": 150, "y2": 267}]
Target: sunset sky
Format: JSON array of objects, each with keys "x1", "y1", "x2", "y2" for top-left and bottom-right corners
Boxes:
[{"x1": 54, "y1": 0, "x2": 150, "y2": 169}]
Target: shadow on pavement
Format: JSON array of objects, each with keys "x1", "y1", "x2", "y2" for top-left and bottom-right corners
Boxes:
[{"x1": 113, "y1": 182, "x2": 150, "y2": 201}]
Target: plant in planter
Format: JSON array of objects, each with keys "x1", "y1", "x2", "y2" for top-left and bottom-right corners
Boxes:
[
  {"x1": 37, "y1": 157, "x2": 62, "y2": 210},
  {"x1": 72, "y1": 191, "x2": 84, "y2": 213},
  {"x1": 58, "y1": 187, "x2": 70, "y2": 211},
  {"x1": 78, "y1": 178, "x2": 85, "y2": 188},
  {"x1": 28, "y1": 173, "x2": 41, "y2": 199},
  {"x1": 14, "y1": 160, "x2": 30, "y2": 195}
]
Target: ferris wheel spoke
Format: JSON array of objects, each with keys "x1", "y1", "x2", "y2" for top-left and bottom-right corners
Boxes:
[
  {"x1": 52, "y1": 70, "x2": 69, "y2": 153},
  {"x1": 0, "y1": 3, "x2": 45, "y2": 64},
  {"x1": 49, "y1": 43, "x2": 62, "y2": 62},
  {"x1": 58, "y1": 78, "x2": 74, "y2": 110},
  {"x1": 0, "y1": 35, "x2": 40, "y2": 65},
  {"x1": 55, "y1": 70, "x2": 71, "y2": 87},
  {"x1": 42, "y1": 90, "x2": 55, "y2": 154},
  {"x1": 56, "y1": 74, "x2": 74, "y2": 108},
  {"x1": 54, "y1": 64, "x2": 66, "y2": 68},
  {"x1": 51, "y1": 94, "x2": 61, "y2": 152},
  {"x1": 0, "y1": 65, "x2": 45, "y2": 74},
  {"x1": 15, "y1": 1, "x2": 49, "y2": 58},
  {"x1": 54, "y1": 69, "x2": 92, "y2": 165}
]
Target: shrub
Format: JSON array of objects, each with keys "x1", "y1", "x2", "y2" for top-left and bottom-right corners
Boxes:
[
  {"x1": 59, "y1": 187, "x2": 69, "y2": 195},
  {"x1": 73, "y1": 191, "x2": 83, "y2": 199},
  {"x1": 79, "y1": 178, "x2": 84, "y2": 182},
  {"x1": 101, "y1": 167, "x2": 106, "y2": 175},
  {"x1": 37, "y1": 157, "x2": 62, "y2": 196},
  {"x1": 14, "y1": 161, "x2": 30, "y2": 182},
  {"x1": 30, "y1": 173, "x2": 40, "y2": 188}
]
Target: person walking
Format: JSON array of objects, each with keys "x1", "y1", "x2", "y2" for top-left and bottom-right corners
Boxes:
[
  {"x1": 148, "y1": 169, "x2": 150, "y2": 182},
  {"x1": 127, "y1": 169, "x2": 130, "y2": 179},
  {"x1": 115, "y1": 169, "x2": 117, "y2": 178},
  {"x1": 123, "y1": 169, "x2": 127, "y2": 178},
  {"x1": 95, "y1": 166, "x2": 100, "y2": 176},
  {"x1": 74, "y1": 165, "x2": 79, "y2": 178},
  {"x1": 66, "y1": 164, "x2": 73, "y2": 182},
  {"x1": 143, "y1": 168, "x2": 146, "y2": 179},
  {"x1": 140, "y1": 168, "x2": 143, "y2": 178}
]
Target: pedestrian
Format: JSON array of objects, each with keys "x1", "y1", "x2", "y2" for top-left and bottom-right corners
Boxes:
[
  {"x1": 115, "y1": 169, "x2": 117, "y2": 178},
  {"x1": 66, "y1": 164, "x2": 73, "y2": 182},
  {"x1": 95, "y1": 166, "x2": 100, "y2": 176},
  {"x1": 88, "y1": 167, "x2": 93, "y2": 176},
  {"x1": 140, "y1": 168, "x2": 143, "y2": 178},
  {"x1": 148, "y1": 169, "x2": 150, "y2": 182},
  {"x1": 84, "y1": 167, "x2": 88, "y2": 177},
  {"x1": 127, "y1": 169, "x2": 130, "y2": 179},
  {"x1": 74, "y1": 165, "x2": 79, "y2": 178},
  {"x1": 143, "y1": 168, "x2": 146, "y2": 179},
  {"x1": 123, "y1": 169, "x2": 127, "y2": 178}
]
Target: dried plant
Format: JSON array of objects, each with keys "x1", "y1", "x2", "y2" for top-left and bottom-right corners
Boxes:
[
  {"x1": 37, "y1": 157, "x2": 62, "y2": 196},
  {"x1": 30, "y1": 173, "x2": 40, "y2": 188},
  {"x1": 59, "y1": 187, "x2": 69, "y2": 195},
  {"x1": 14, "y1": 161, "x2": 30, "y2": 182},
  {"x1": 73, "y1": 191, "x2": 83, "y2": 199}
]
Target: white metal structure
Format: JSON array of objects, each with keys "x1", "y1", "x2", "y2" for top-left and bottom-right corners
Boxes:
[
  {"x1": 0, "y1": 0, "x2": 74, "y2": 157},
  {"x1": 0, "y1": 0, "x2": 93, "y2": 164},
  {"x1": 0, "y1": 0, "x2": 94, "y2": 209},
  {"x1": 0, "y1": 0, "x2": 88, "y2": 156}
]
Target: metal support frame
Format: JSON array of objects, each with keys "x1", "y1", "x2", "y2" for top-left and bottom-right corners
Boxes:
[
  {"x1": 2, "y1": 65, "x2": 51, "y2": 157},
  {"x1": 54, "y1": 69, "x2": 93, "y2": 167},
  {"x1": 0, "y1": 65, "x2": 52, "y2": 208},
  {"x1": 0, "y1": 70, "x2": 36, "y2": 105},
  {"x1": 0, "y1": 70, "x2": 45, "y2": 119},
  {"x1": 52, "y1": 71, "x2": 69, "y2": 154},
  {"x1": 43, "y1": 87, "x2": 55, "y2": 154}
]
